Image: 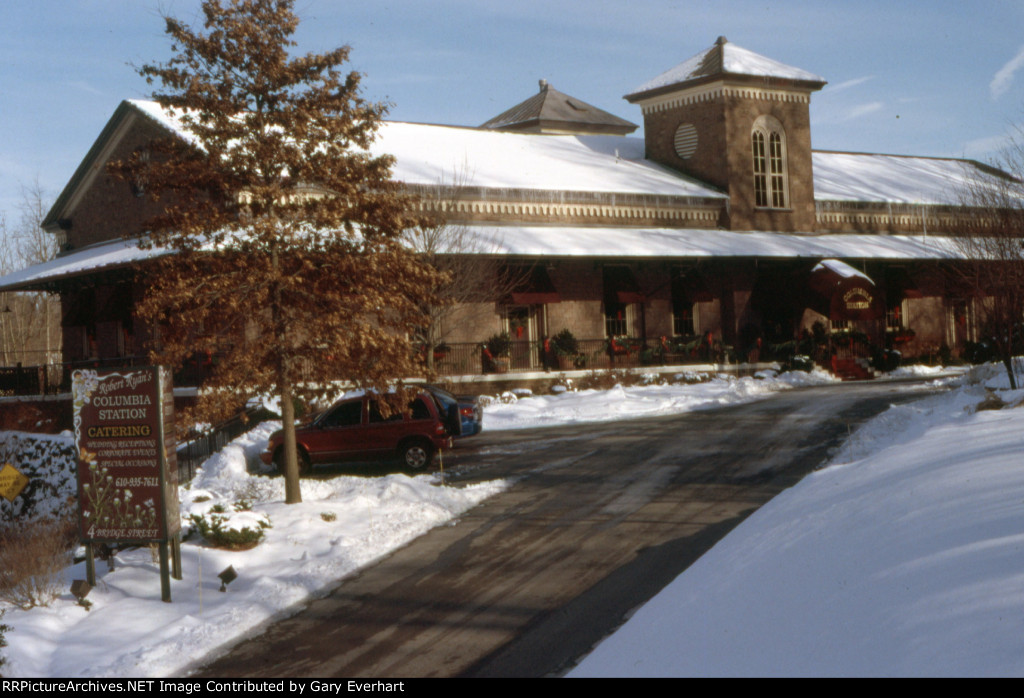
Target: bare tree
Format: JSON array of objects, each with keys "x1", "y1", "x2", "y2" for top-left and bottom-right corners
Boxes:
[
  {"x1": 952, "y1": 138, "x2": 1024, "y2": 389},
  {"x1": 405, "y1": 173, "x2": 530, "y2": 374},
  {"x1": 0, "y1": 182, "x2": 60, "y2": 368}
]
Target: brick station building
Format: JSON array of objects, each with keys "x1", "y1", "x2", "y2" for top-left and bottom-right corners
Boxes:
[{"x1": 0, "y1": 37, "x2": 1014, "y2": 381}]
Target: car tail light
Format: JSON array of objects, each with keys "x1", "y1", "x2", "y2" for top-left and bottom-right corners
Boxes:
[
  {"x1": 460, "y1": 407, "x2": 474, "y2": 417},
  {"x1": 435, "y1": 423, "x2": 446, "y2": 435}
]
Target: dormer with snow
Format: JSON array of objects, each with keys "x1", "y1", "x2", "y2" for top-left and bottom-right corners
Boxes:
[{"x1": 625, "y1": 36, "x2": 826, "y2": 233}]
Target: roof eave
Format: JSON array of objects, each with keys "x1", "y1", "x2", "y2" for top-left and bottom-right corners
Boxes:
[
  {"x1": 625, "y1": 72, "x2": 827, "y2": 104},
  {"x1": 41, "y1": 100, "x2": 191, "y2": 235}
]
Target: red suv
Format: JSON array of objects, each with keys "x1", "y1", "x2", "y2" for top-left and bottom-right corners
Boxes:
[{"x1": 260, "y1": 391, "x2": 457, "y2": 473}]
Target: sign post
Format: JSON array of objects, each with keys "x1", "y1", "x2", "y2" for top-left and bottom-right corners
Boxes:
[{"x1": 72, "y1": 366, "x2": 181, "y2": 601}]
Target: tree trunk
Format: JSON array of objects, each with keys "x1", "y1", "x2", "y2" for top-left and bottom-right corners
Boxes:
[
  {"x1": 272, "y1": 248, "x2": 302, "y2": 504},
  {"x1": 280, "y1": 378, "x2": 302, "y2": 504},
  {"x1": 1001, "y1": 326, "x2": 1018, "y2": 390}
]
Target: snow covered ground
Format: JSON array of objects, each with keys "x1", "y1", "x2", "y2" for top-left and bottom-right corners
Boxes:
[
  {"x1": 477, "y1": 367, "x2": 841, "y2": 430},
  {"x1": 570, "y1": 362, "x2": 1024, "y2": 677},
  {"x1": 4, "y1": 363, "x2": 1021, "y2": 677},
  {"x1": 0, "y1": 422, "x2": 505, "y2": 678}
]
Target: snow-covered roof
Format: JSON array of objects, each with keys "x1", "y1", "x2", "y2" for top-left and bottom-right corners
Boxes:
[
  {"x1": 812, "y1": 151, "x2": 1009, "y2": 206},
  {"x1": 130, "y1": 100, "x2": 1014, "y2": 208},
  {"x1": 0, "y1": 238, "x2": 165, "y2": 292},
  {"x1": 0, "y1": 225, "x2": 967, "y2": 293},
  {"x1": 628, "y1": 37, "x2": 826, "y2": 98},
  {"x1": 370, "y1": 122, "x2": 723, "y2": 197},
  {"x1": 467, "y1": 225, "x2": 960, "y2": 260},
  {"x1": 130, "y1": 100, "x2": 202, "y2": 149},
  {"x1": 129, "y1": 100, "x2": 721, "y2": 199}
]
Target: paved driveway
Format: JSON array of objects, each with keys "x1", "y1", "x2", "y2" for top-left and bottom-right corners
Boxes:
[{"x1": 193, "y1": 379, "x2": 941, "y2": 677}]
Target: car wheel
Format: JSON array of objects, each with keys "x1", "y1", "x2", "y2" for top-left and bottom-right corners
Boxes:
[
  {"x1": 399, "y1": 440, "x2": 433, "y2": 471},
  {"x1": 274, "y1": 446, "x2": 311, "y2": 476}
]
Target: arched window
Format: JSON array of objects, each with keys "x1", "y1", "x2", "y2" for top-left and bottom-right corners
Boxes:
[{"x1": 751, "y1": 116, "x2": 788, "y2": 209}]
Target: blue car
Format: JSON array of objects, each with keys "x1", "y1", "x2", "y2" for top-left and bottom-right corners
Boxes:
[{"x1": 425, "y1": 385, "x2": 482, "y2": 438}]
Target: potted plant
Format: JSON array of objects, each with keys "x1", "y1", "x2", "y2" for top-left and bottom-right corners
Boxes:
[
  {"x1": 483, "y1": 331, "x2": 512, "y2": 373},
  {"x1": 550, "y1": 329, "x2": 581, "y2": 370}
]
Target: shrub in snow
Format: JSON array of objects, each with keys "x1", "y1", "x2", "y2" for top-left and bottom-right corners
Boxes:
[
  {"x1": 671, "y1": 371, "x2": 710, "y2": 384},
  {"x1": 499, "y1": 391, "x2": 518, "y2": 404},
  {"x1": 0, "y1": 432, "x2": 77, "y2": 523},
  {"x1": 0, "y1": 516, "x2": 75, "y2": 610},
  {"x1": 188, "y1": 502, "x2": 271, "y2": 551},
  {"x1": 782, "y1": 355, "x2": 815, "y2": 373},
  {"x1": 640, "y1": 372, "x2": 662, "y2": 385},
  {"x1": 578, "y1": 369, "x2": 637, "y2": 391},
  {"x1": 475, "y1": 394, "x2": 497, "y2": 408}
]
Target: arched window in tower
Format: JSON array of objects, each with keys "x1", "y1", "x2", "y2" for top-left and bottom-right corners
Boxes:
[{"x1": 751, "y1": 116, "x2": 789, "y2": 209}]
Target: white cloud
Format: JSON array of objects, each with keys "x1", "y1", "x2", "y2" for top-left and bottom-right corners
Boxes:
[
  {"x1": 823, "y1": 76, "x2": 874, "y2": 94},
  {"x1": 64, "y1": 80, "x2": 104, "y2": 96},
  {"x1": 962, "y1": 134, "x2": 1010, "y2": 159},
  {"x1": 842, "y1": 101, "x2": 884, "y2": 121},
  {"x1": 990, "y1": 45, "x2": 1024, "y2": 100}
]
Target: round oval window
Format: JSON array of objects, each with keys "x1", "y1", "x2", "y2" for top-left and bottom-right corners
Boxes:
[{"x1": 674, "y1": 123, "x2": 698, "y2": 159}]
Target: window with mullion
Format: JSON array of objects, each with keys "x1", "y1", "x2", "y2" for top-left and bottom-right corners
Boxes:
[
  {"x1": 752, "y1": 132, "x2": 768, "y2": 207},
  {"x1": 751, "y1": 116, "x2": 789, "y2": 210},
  {"x1": 769, "y1": 133, "x2": 786, "y2": 208}
]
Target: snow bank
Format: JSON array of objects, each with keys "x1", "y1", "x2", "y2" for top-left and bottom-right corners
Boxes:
[
  {"x1": 570, "y1": 365, "x2": 1024, "y2": 677},
  {"x1": 479, "y1": 369, "x2": 837, "y2": 431}
]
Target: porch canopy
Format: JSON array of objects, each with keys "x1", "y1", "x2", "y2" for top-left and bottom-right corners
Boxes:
[{"x1": 807, "y1": 258, "x2": 884, "y2": 322}]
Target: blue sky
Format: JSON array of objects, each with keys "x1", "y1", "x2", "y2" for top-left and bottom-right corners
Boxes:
[{"x1": 3, "y1": 0, "x2": 1024, "y2": 227}]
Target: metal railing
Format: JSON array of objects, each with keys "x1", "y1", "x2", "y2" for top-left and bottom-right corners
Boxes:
[
  {"x1": 1, "y1": 336, "x2": 742, "y2": 398},
  {"x1": 426, "y1": 337, "x2": 734, "y2": 375},
  {"x1": 0, "y1": 353, "x2": 230, "y2": 396},
  {"x1": 175, "y1": 405, "x2": 276, "y2": 483}
]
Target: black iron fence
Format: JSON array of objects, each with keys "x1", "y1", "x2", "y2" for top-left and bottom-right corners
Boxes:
[
  {"x1": 0, "y1": 353, "x2": 231, "y2": 396},
  {"x1": 428, "y1": 336, "x2": 735, "y2": 375},
  {"x1": 1, "y1": 337, "x2": 744, "y2": 397},
  {"x1": 175, "y1": 405, "x2": 276, "y2": 483}
]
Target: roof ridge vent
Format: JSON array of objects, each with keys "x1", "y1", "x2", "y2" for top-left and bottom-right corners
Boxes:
[{"x1": 539, "y1": 79, "x2": 549, "y2": 92}]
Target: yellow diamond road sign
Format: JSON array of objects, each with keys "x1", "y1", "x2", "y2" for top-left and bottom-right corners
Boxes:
[{"x1": 0, "y1": 462, "x2": 29, "y2": 502}]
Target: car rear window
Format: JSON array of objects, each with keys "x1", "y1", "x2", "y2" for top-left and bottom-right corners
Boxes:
[
  {"x1": 409, "y1": 396, "x2": 432, "y2": 421},
  {"x1": 429, "y1": 389, "x2": 457, "y2": 411}
]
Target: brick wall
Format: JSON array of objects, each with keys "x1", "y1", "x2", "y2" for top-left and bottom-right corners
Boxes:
[{"x1": 62, "y1": 115, "x2": 171, "y2": 250}]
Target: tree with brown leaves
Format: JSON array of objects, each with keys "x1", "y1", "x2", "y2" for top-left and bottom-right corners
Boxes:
[{"x1": 114, "y1": 0, "x2": 441, "y2": 503}]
